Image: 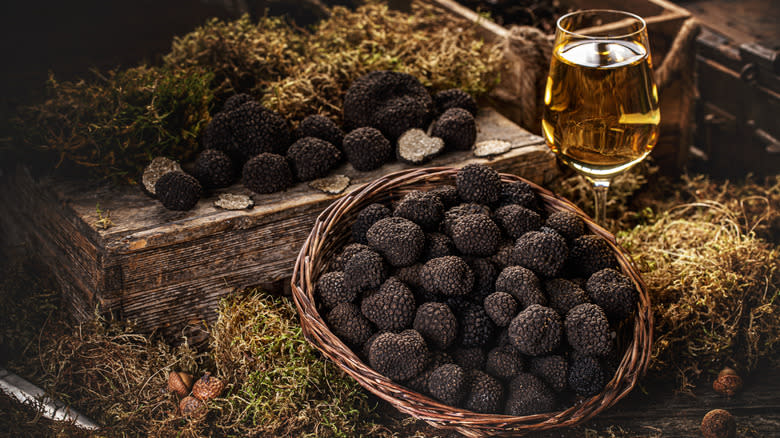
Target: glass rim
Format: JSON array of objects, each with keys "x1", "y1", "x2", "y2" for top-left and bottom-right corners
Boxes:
[{"x1": 556, "y1": 9, "x2": 647, "y2": 40}]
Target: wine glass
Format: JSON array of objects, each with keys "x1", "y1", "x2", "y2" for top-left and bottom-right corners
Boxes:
[{"x1": 542, "y1": 10, "x2": 660, "y2": 225}]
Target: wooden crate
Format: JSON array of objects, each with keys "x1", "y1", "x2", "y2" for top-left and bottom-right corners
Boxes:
[{"x1": 0, "y1": 108, "x2": 559, "y2": 338}]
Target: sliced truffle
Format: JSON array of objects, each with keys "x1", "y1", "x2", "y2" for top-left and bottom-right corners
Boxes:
[
  {"x1": 495, "y1": 266, "x2": 545, "y2": 308},
  {"x1": 332, "y1": 243, "x2": 370, "y2": 271},
  {"x1": 155, "y1": 171, "x2": 201, "y2": 211},
  {"x1": 362, "y1": 277, "x2": 417, "y2": 332},
  {"x1": 223, "y1": 93, "x2": 253, "y2": 112},
  {"x1": 463, "y1": 370, "x2": 503, "y2": 413},
  {"x1": 368, "y1": 330, "x2": 431, "y2": 381},
  {"x1": 294, "y1": 114, "x2": 344, "y2": 148},
  {"x1": 230, "y1": 101, "x2": 291, "y2": 160},
  {"x1": 413, "y1": 302, "x2": 457, "y2": 350},
  {"x1": 568, "y1": 235, "x2": 618, "y2": 278},
  {"x1": 484, "y1": 292, "x2": 519, "y2": 327},
  {"x1": 485, "y1": 344, "x2": 524, "y2": 380},
  {"x1": 451, "y1": 214, "x2": 502, "y2": 257},
  {"x1": 504, "y1": 373, "x2": 556, "y2": 416},
  {"x1": 428, "y1": 363, "x2": 467, "y2": 406},
  {"x1": 431, "y1": 108, "x2": 477, "y2": 151},
  {"x1": 508, "y1": 304, "x2": 562, "y2": 356},
  {"x1": 568, "y1": 353, "x2": 606, "y2": 397},
  {"x1": 316, "y1": 271, "x2": 356, "y2": 309},
  {"x1": 545, "y1": 210, "x2": 585, "y2": 241},
  {"x1": 394, "y1": 191, "x2": 445, "y2": 231},
  {"x1": 466, "y1": 258, "x2": 498, "y2": 302},
  {"x1": 397, "y1": 128, "x2": 445, "y2": 164},
  {"x1": 193, "y1": 149, "x2": 236, "y2": 189},
  {"x1": 342, "y1": 127, "x2": 393, "y2": 171},
  {"x1": 442, "y1": 203, "x2": 491, "y2": 236},
  {"x1": 512, "y1": 231, "x2": 568, "y2": 278},
  {"x1": 544, "y1": 278, "x2": 589, "y2": 316},
  {"x1": 366, "y1": 217, "x2": 425, "y2": 267},
  {"x1": 499, "y1": 181, "x2": 540, "y2": 212},
  {"x1": 286, "y1": 137, "x2": 342, "y2": 181},
  {"x1": 528, "y1": 355, "x2": 568, "y2": 392},
  {"x1": 420, "y1": 256, "x2": 474, "y2": 296},
  {"x1": 456, "y1": 164, "x2": 502, "y2": 205},
  {"x1": 327, "y1": 303, "x2": 374, "y2": 346},
  {"x1": 455, "y1": 301, "x2": 495, "y2": 348},
  {"x1": 585, "y1": 268, "x2": 638, "y2": 321},
  {"x1": 428, "y1": 185, "x2": 459, "y2": 209},
  {"x1": 423, "y1": 232, "x2": 455, "y2": 262},
  {"x1": 493, "y1": 204, "x2": 542, "y2": 239},
  {"x1": 242, "y1": 153, "x2": 293, "y2": 194},
  {"x1": 352, "y1": 203, "x2": 391, "y2": 245},
  {"x1": 434, "y1": 89, "x2": 478, "y2": 117},
  {"x1": 565, "y1": 303, "x2": 612, "y2": 357},
  {"x1": 452, "y1": 347, "x2": 486, "y2": 371},
  {"x1": 343, "y1": 249, "x2": 387, "y2": 294}
]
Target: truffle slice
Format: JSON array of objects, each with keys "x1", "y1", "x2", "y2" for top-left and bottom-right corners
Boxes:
[
  {"x1": 286, "y1": 137, "x2": 342, "y2": 181},
  {"x1": 368, "y1": 330, "x2": 431, "y2": 381},
  {"x1": 451, "y1": 214, "x2": 502, "y2": 257},
  {"x1": 361, "y1": 277, "x2": 417, "y2": 332},
  {"x1": 413, "y1": 302, "x2": 457, "y2": 350},
  {"x1": 420, "y1": 256, "x2": 474, "y2": 297},
  {"x1": 397, "y1": 129, "x2": 445, "y2": 164},
  {"x1": 428, "y1": 364, "x2": 467, "y2": 406},
  {"x1": 512, "y1": 231, "x2": 568, "y2": 278},
  {"x1": 366, "y1": 217, "x2": 425, "y2": 267},
  {"x1": 456, "y1": 163, "x2": 502, "y2": 205},
  {"x1": 242, "y1": 153, "x2": 293, "y2": 194},
  {"x1": 155, "y1": 171, "x2": 201, "y2": 211},
  {"x1": 504, "y1": 373, "x2": 556, "y2": 416},
  {"x1": 393, "y1": 191, "x2": 445, "y2": 231},
  {"x1": 508, "y1": 304, "x2": 562, "y2": 356},
  {"x1": 343, "y1": 127, "x2": 392, "y2": 171}
]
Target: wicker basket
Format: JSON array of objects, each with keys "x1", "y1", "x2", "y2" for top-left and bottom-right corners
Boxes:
[{"x1": 291, "y1": 167, "x2": 652, "y2": 437}]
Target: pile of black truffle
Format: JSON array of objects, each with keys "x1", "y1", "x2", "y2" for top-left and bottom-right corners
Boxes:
[
  {"x1": 153, "y1": 70, "x2": 478, "y2": 211},
  {"x1": 315, "y1": 163, "x2": 638, "y2": 416}
]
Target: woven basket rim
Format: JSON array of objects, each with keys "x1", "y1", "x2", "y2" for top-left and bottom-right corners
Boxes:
[{"x1": 291, "y1": 166, "x2": 653, "y2": 437}]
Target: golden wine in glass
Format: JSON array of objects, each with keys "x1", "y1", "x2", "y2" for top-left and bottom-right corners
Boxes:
[{"x1": 542, "y1": 10, "x2": 659, "y2": 225}]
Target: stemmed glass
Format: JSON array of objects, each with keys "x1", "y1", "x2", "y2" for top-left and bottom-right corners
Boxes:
[{"x1": 542, "y1": 10, "x2": 660, "y2": 225}]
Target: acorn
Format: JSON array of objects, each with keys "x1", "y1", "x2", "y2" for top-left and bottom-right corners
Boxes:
[
  {"x1": 712, "y1": 367, "x2": 742, "y2": 397},
  {"x1": 192, "y1": 372, "x2": 225, "y2": 401},
  {"x1": 701, "y1": 409, "x2": 736, "y2": 438},
  {"x1": 167, "y1": 371, "x2": 195, "y2": 397},
  {"x1": 179, "y1": 395, "x2": 206, "y2": 418}
]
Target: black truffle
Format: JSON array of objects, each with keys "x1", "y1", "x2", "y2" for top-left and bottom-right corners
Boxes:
[
  {"x1": 451, "y1": 214, "x2": 502, "y2": 257},
  {"x1": 343, "y1": 249, "x2": 387, "y2": 294},
  {"x1": 286, "y1": 137, "x2": 342, "y2": 181},
  {"x1": 442, "y1": 203, "x2": 491, "y2": 236},
  {"x1": 429, "y1": 185, "x2": 459, "y2": 209},
  {"x1": 499, "y1": 181, "x2": 540, "y2": 212},
  {"x1": 413, "y1": 302, "x2": 457, "y2": 349},
  {"x1": 528, "y1": 355, "x2": 568, "y2": 392},
  {"x1": 420, "y1": 256, "x2": 474, "y2": 296},
  {"x1": 490, "y1": 241, "x2": 516, "y2": 271},
  {"x1": 495, "y1": 266, "x2": 546, "y2": 308},
  {"x1": 434, "y1": 88, "x2": 478, "y2": 116},
  {"x1": 452, "y1": 347, "x2": 486, "y2": 371},
  {"x1": 484, "y1": 292, "x2": 519, "y2": 327},
  {"x1": 155, "y1": 171, "x2": 201, "y2": 211},
  {"x1": 327, "y1": 303, "x2": 374, "y2": 347},
  {"x1": 568, "y1": 353, "x2": 606, "y2": 397},
  {"x1": 352, "y1": 203, "x2": 391, "y2": 245},
  {"x1": 422, "y1": 232, "x2": 455, "y2": 262},
  {"x1": 463, "y1": 370, "x2": 503, "y2": 413},
  {"x1": 394, "y1": 191, "x2": 445, "y2": 231},
  {"x1": 456, "y1": 164, "x2": 502, "y2": 205},
  {"x1": 544, "y1": 278, "x2": 589, "y2": 316},
  {"x1": 223, "y1": 93, "x2": 253, "y2": 112},
  {"x1": 343, "y1": 71, "x2": 434, "y2": 141},
  {"x1": 466, "y1": 257, "x2": 498, "y2": 302},
  {"x1": 294, "y1": 114, "x2": 344, "y2": 148},
  {"x1": 332, "y1": 243, "x2": 370, "y2": 271},
  {"x1": 585, "y1": 268, "x2": 638, "y2": 321},
  {"x1": 362, "y1": 277, "x2": 417, "y2": 332},
  {"x1": 545, "y1": 210, "x2": 585, "y2": 241},
  {"x1": 565, "y1": 303, "x2": 612, "y2": 357},
  {"x1": 485, "y1": 344, "x2": 524, "y2": 380},
  {"x1": 342, "y1": 127, "x2": 393, "y2": 171},
  {"x1": 568, "y1": 235, "x2": 618, "y2": 278},
  {"x1": 504, "y1": 373, "x2": 556, "y2": 416},
  {"x1": 316, "y1": 271, "x2": 357, "y2": 309},
  {"x1": 242, "y1": 153, "x2": 293, "y2": 194},
  {"x1": 512, "y1": 231, "x2": 568, "y2": 278},
  {"x1": 366, "y1": 217, "x2": 425, "y2": 267},
  {"x1": 394, "y1": 263, "x2": 425, "y2": 292},
  {"x1": 368, "y1": 330, "x2": 431, "y2": 381},
  {"x1": 493, "y1": 204, "x2": 542, "y2": 239},
  {"x1": 431, "y1": 108, "x2": 477, "y2": 151},
  {"x1": 229, "y1": 101, "x2": 292, "y2": 160},
  {"x1": 508, "y1": 304, "x2": 562, "y2": 356},
  {"x1": 193, "y1": 149, "x2": 236, "y2": 189},
  {"x1": 405, "y1": 351, "x2": 454, "y2": 394},
  {"x1": 428, "y1": 364, "x2": 467, "y2": 406},
  {"x1": 455, "y1": 301, "x2": 495, "y2": 348},
  {"x1": 201, "y1": 111, "x2": 235, "y2": 154}
]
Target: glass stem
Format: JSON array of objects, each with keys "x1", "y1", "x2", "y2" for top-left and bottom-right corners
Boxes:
[{"x1": 592, "y1": 179, "x2": 610, "y2": 226}]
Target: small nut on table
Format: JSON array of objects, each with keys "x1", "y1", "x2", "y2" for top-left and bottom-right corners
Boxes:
[
  {"x1": 701, "y1": 409, "x2": 736, "y2": 438},
  {"x1": 713, "y1": 367, "x2": 742, "y2": 397},
  {"x1": 192, "y1": 372, "x2": 225, "y2": 401}
]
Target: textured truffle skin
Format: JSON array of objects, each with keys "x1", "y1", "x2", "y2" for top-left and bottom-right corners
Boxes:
[
  {"x1": 394, "y1": 263, "x2": 424, "y2": 292},
  {"x1": 499, "y1": 181, "x2": 540, "y2": 212},
  {"x1": 394, "y1": 191, "x2": 445, "y2": 231},
  {"x1": 366, "y1": 217, "x2": 425, "y2": 267},
  {"x1": 565, "y1": 303, "x2": 612, "y2": 356},
  {"x1": 442, "y1": 203, "x2": 491, "y2": 236},
  {"x1": 332, "y1": 243, "x2": 370, "y2": 271},
  {"x1": 428, "y1": 364, "x2": 467, "y2": 406},
  {"x1": 512, "y1": 231, "x2": 569, "y2": 278},
  {"x1": 568, "y1": 235, "x2": 618, "y2": 278},
  {"x1": 343, "y1": 249, "x2": 386, "y2": 293},
  {"x1": 455, "y1": 301, "x2": 496, "y2": 348},
  {"x1": 545, "y1": 210, "x2": 585, "y2": 241},
  {"x1": 343, "y1": 71, "x2": 434, "y2": 141},
  {"x1": 420, "y1": 256, "x2": 474, "y2": 296},
  {"x1": 495, "y1": 266, "x2": 546, "y2": 308},
  {"x1": 453, "y1": 347, "x2": 486, "y2": 371},
  {"x1": 155, "y1": 171, "x2": 201, "y2": 211},
  {"x1": 451, "y1": 214, "x2": 502, "y2": 256},
  {"x1": 485, "y1": 344, "x2": 524, "y2": 380},
  {"x1": 242, "y1": 153, "x2": 293, "y2": 194},
  {"x1": 327, "y1": 303, "x2": 374, "y2": 346},
  {"x1": 466, "y1": 258, "x2": 498, "y2": 302},
  {"x1": 529, "y1": 355, "x2": 568, "y2": 392},
  {"x1": 504, "y1": 373, "x2": 556, "y2": 416},
  {"x1": 508, "y1": 304, "x2": 562, "y2": 356},
  {"x1": 568, "y1": 353, "x2": 606, "y2": 397},
  {"x1": 456, "y1": 164, "x2": 502, "y2": 204},
  {"x1": 342, "y1": 127, "x2": 393, "y2": 171},
  {"x1": 294, "y1": 114, "x2": 344, "y2": 148},
  {"x1": 223, "y1": 93, "x2": 253, "y2": 112},
  {"x1": 229, "y1": 101, "x2": 291, "y2": 160},
  {"x1": 404, "y1": 351, "x2": 454, "y2": 394},
  {"x1": 352, "y1": 203, "x2": 391, "y2": 245},
  {"x1": 494, "y1": 204, "x2": 542, "y2": 239},
  {"x1": 201, "y1": 112, "x2": 235, "y2": 153},
  {"x1": 463, "y1": 370, "x2": 504, "y2": 413},
  {"x1": 286, "y1": 137, "x2": 342, "y2": 181},
  {"x1": 544, "y1": 278, "x2": 589, "y2": 316},
  {"x1": 431, "y1": 108, "x2": 477, "y2": 151},
  {"x1": 585, "y1": 268, "x2": 638, "y2": 320},
  {"x1": 701, "y1": 409, "x2": 737, "y2": 438},
  {"x1": 316, "y1": 271, "x2": 357, "y2": 309},
  {"x1": 434, "y1": 89, "x2": 478, "y2": 116},
  {"x1": 484, "y1": 292, "x2": 519, "y2": 327},
  {"x1": 413, "y1": 302, "x2": 457, "y2": 350},
  {"x1": 429, "y1": 185, "x2": 459, "y2": 209},
  {"x1": 423, "y1": 233, "x2": 455, "y2": 262},
  {"x1": 368, "y1": 330, "x2": 431, "y2": 381},
  {"x1": 193, "y1": 149, "x2": 235, "y2": 189},
  {"x1": 362, "y1": 277, "x2": 417, "y2": 332}
]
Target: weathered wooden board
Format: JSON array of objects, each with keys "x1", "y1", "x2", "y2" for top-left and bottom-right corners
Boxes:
[{"x1": 0, "y1": 108, "x2": 558, "y2": 338}]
